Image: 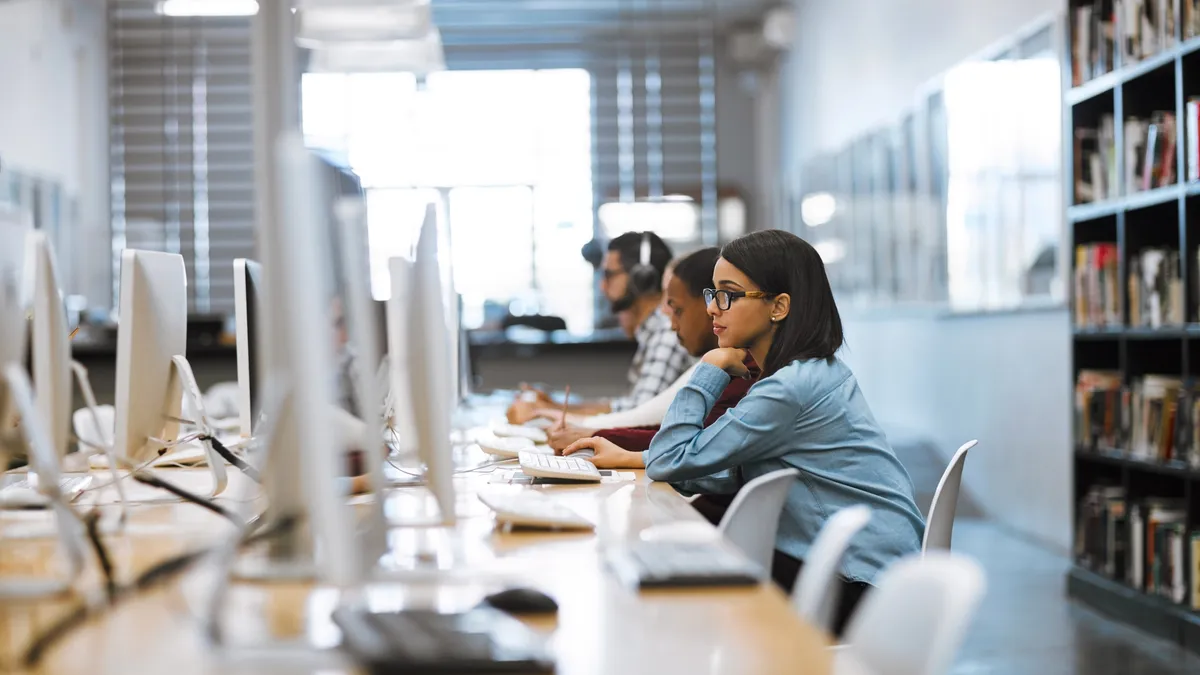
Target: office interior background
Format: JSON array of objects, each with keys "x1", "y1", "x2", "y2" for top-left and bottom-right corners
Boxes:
[{"x1": 5, "y1": 0, "x2": 1200, "y2": 672}]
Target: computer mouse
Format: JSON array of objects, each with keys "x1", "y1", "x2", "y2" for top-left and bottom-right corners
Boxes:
[
  {"x1": 481, "y1": 587, "x2": 558, "y2": 614},
  {"x1": 566, "y1": 448, "x2": 595, "y2": 460}
]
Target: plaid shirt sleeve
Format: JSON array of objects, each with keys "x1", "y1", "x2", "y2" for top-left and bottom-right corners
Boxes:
[{"x1": 609, "y1": 317, "x2": 693, "y2": 412}]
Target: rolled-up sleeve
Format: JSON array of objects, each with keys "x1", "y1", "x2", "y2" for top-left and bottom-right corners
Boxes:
[{"x1": 645, "y1": 363, "x2": 795, "y2": 482}]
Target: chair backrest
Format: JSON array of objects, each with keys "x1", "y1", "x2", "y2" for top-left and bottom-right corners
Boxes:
[
  {"x1": 717, "y1": 467, "x2": 800, "y2": 573},
  {"x1": 839, "y1": 552, "x2": 986, "y2": 675},
  {"x1": 792, "y1": 505, "x2": 872, "y2": 634},
  {"x1": 921, "y1": 440, "x2": 977, "y2": 554}
]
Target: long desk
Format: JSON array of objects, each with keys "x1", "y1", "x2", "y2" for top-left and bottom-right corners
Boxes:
[{"x1": 0, "y1": 450, "x2": 832, "y2": 674}]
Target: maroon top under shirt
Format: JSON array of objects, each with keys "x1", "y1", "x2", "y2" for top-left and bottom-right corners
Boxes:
[{"x1": 595, "y1": 358, "x2": 758, "y2": 452}]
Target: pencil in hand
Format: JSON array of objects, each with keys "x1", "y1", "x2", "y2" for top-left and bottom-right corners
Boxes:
[{"x1": 558, "y1": 385, "x2": 570, "y2": 431}]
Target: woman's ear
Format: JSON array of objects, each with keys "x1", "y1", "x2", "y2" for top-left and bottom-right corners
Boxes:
[{"x1": 771, "y1": 293, "x2": 791, "y2": 323}]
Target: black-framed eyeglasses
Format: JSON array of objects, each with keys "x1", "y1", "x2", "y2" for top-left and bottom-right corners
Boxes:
[
  {"x1": 703, "y1": 288, "x2": 778, "y2": 311},
  {"x1": 601, "y1": 268, "x2": 626, "y2": 281}
]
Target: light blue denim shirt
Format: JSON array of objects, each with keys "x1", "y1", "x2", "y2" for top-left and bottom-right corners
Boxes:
[{"x1": 643, "y1": 358, "x2": 925, "y2": 585}]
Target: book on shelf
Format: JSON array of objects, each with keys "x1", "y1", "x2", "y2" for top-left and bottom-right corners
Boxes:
[
  {"x1": 1192, "y1": 532, "x2": 1200, "y2": 609},
  {"x1": 1188, "y1": 98, "x2": 1200, "y2": 182},
  {"x1": 1074, "y1": 115, "x2": 1117, "y2": 203},
  {"x1": 1073, "y1": 243, "x2": 1120, "y2": 327},
  {"x1": 1077, "y1": 372, "x2": 1200, "y2": 467},
  {"x1": 1075, "y1": 369, "x2": 1127, "y2": 449},
  {"x1": 1126, "y1": 112, "x2": 1177, "y2": 194},
  {"x1": 1187, "y1": 0, "x2": 1200, "y2": 40},
  {"x1": 1120, "y1": 0, "x2": 1178, "y2": 63},
  {"x1": 1076, "y1": 488, "x2": 1196, "y2": 606},
  {"x1": 1129, "y1": 247, "x2": 1184, "y2": 328},
  {"x1": 1130, "y1": 375, "x2": 1197, "y2": 464},
  {"x1": 1074, "y1": 1, "x2": 1116, "y2": 86}
]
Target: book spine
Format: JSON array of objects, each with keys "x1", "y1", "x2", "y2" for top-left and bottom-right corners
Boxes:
[{"x1": 1191, "y1": 531, "x2": 1200, "y2": 609}]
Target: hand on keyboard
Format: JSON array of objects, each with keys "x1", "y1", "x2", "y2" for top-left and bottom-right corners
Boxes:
[{"x1": 518, "y1": 452, "x2": 601, "y2": 482}]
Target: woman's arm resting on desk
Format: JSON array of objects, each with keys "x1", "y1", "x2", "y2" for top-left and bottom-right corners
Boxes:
[{"x1": 645, "y1": 361, "x2": 794, "y2": 482}]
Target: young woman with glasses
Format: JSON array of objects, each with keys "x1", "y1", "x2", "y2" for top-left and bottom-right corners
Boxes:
[{"x1": 570, "y1": 229, "x2": 925, "y2": 637}]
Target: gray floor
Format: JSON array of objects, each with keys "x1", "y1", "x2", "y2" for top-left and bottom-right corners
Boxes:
[{"x1": 893, "y1": 438, "x2": 1200, "y2": 675}]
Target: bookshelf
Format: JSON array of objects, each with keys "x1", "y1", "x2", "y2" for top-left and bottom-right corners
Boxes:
[{"x1": 1067, "y1": 0, "x2": 1200, "y2": 654}]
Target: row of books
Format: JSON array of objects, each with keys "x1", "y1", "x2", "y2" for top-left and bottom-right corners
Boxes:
[
  {"x1": 1072, "y1": 0, "x2": 1200, "y2": 87},
  {"x1": 1127, "y1": 112, "x2": 1177, "y2": 193},
  {"x1": 1075, "y1": 486, "x2": 1200, "y2": 608},
  {"x1": 1074, "y1": 116, "x2": 1117, "y2": 203},
  {"x1": 1129, "y1": 247, "x2": 1185, "y2": 328},
  {"x1": 1075, "y1": 370, "x2": 1200, "y2": 466},
  {"x1": 1074, "y1": 112, "x2": 1177, "y2": 203},
  {"x1": 1074, "y1": 243, "x2": 1121, "y2": 328}
]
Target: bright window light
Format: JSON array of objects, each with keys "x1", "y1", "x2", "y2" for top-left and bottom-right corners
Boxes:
[
  {"x1": 801, "y1": 192, "x2": 836, "y2": 227},
  {"x1": 599, "y1": 201, "x2": 698, "y2": 240},
  {"x1": 156, "y1": 0, "x2": 259, "y2": 16}
]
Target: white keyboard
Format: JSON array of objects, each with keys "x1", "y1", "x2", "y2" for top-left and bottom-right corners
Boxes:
[
  {"x1": 518, "y1": 452, "x2": 601, "y2": 482},
  {"x1": 477, "y1": 436, "x2": 534, "y2": 458},
  {"x1": 0, "y1": 475, "x2": 93, "y2": 508},
  {"x1": 478, "y1": 492, "x2": 595, "y2": 530}
]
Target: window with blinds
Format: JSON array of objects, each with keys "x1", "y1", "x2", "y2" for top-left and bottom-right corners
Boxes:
[{"x1": 109, "y1": 0, "x2": 255, "y2": 316}]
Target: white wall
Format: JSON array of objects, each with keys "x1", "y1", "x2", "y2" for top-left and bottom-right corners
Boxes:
[
  {"x1": 788, "y1": 0, "x2": 1059, "y2": 165},
  {"x1": 839, "y1": 310, "x2": 1072, "y2": 551},
  {"x1": 784, "y1": 0, "x2": 1072, "y2": 551},
  {"x1": 0, "y1": 0, "x2": 109, "y2": 305}
]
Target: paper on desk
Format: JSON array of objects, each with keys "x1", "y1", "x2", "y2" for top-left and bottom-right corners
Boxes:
[{"x1": 488, "y1": 469, "x2": 635, "y2": 485}]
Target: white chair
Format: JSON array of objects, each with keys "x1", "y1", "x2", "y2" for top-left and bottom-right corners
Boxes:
[
  {"x1": 792, "y1": 505, "x2": 872, "y2": 635},
  {"x1": 717, "y1": 467, "x2": 800, "y2": 573},
  {"x1": 922, "y1": 440, "x2": 977, "y2": 554},
  {"x1": 835, "y1": 552, "x2": 986, "y2": 675}
]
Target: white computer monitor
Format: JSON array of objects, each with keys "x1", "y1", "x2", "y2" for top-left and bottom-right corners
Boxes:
[
  {"x1": 29, "y1": 232, "x2": 72, "y2": 460},
  {"x1": 112, "y1": 249, "x2": 227, "y2": 495},
  {"x1": 405, "y1": 205, "x2": 456, "y2": 525},
  {"x1": 113, "y1": 250, "x2": 187, "y2": 464},
  {"x1": 244, "y1": 133, "x2": 360, "y2": 585},
  {"x1": 234, "y1": 258, "x2": 263, "y2": 439},
  {"x1": 0, "y1": 220, "x2": 29, "y2": 435}
]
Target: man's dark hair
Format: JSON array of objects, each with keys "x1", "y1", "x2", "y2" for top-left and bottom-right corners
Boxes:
[
  {"x1": 670, "y1": 247, "x2": 720, "y2": 299},
  {"x1": 607, "y1": 231, "x2": 672, "y2": 288},
  {"x1": 720, "y1": 229, "x2": 844, "y2": 375}
]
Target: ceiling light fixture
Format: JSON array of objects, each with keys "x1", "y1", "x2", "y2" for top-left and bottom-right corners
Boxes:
[{"x1": 156, "y1": 0, "x2": 259, "y2": 17}]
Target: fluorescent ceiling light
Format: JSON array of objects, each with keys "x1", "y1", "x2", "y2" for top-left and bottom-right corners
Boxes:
[
  {"x1": 296, "y1": 0, "x2": 432, "y2": 45},
  {"x1": 813, "y1": 239, "x2": 846, "y2": 264},
  {"x1": 156, "y1": 0, "x2": 259, "y2": 16},
  {"x1": 306, "y1": 29, "x2": 446, "y2": 74},
  {"x1": 800, "y1": 191, "x2": 836, "y2": 227}
]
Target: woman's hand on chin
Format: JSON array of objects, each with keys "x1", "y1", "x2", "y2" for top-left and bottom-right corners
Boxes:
[{"x1": 701, "y1": 348, "x2": 750, "y2": 377}]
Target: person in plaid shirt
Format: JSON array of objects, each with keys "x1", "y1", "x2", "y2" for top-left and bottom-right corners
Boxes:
[{"x1": 509, "y1": 231, "x2": 693, "y2": 421}]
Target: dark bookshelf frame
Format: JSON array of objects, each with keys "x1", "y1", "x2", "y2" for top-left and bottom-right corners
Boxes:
[{"x1": 1066, "y1": 1, "x2": 1200, "y2": 655}]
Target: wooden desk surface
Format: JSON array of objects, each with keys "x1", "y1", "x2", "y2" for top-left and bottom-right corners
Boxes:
[{"x1": 0, "y1": 457, "x2": 831, "y2": 674}]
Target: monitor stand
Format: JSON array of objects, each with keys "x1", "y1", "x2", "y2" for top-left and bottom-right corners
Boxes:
[
  {"x1": 0, "y1": 364, "x2": 89, "y2": 601},
  {"x1": 70, "y1": 360, "x2": 131, "y2": 525},
  {"x1": 169, "y1": 354, "x2": 229, "y2": 498}
]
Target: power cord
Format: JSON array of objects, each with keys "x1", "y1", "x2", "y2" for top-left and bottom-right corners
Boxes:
[
  {"x1": 129, "y1": 471, "x2": 239, "y2": 523},
  {"x1": 18, "y1": 513, "x2": 295, "y2": 669},
  {"x1": 201, "y1": 435, "x2": 261, "y2": 483},
  {"x1": 81, "y1": 509, "x2": 117, "y2": 601}
]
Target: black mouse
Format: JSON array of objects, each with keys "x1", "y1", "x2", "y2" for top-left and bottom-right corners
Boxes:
[{"x1": 481, "y1": 587, "x2": 558, "y2": 614}]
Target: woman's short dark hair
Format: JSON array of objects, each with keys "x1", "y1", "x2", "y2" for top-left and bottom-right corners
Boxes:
[
  {"x1": 670, "y1": 247, "x2": 720, "y2": 299},
  {"x1": 719, "y1": 230, "x2": 843, "y2": 375}
]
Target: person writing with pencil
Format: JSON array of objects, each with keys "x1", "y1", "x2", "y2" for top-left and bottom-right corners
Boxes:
[
  {"x1": 548, "y1": 248, "x2": 757, "y2": 472},
  {"x1": 507, "y1": 231, "x2": 692, "y2": 422}
]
